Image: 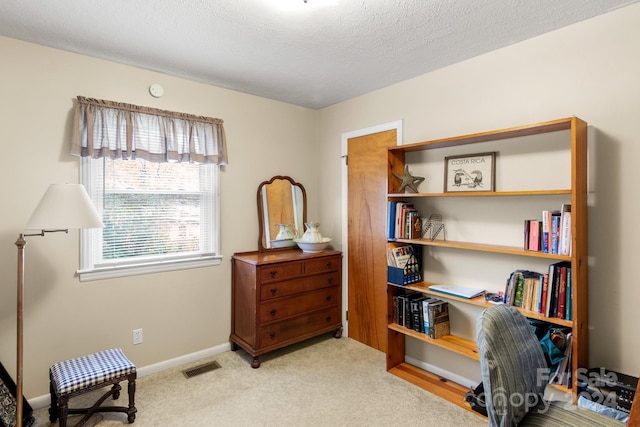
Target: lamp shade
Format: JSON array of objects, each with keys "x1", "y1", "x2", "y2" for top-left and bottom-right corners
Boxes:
[{"x1": 25, "y1": 184, "x2": 103, "y2": 230}]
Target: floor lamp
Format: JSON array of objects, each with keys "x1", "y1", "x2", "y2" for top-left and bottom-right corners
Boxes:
[{"x1": 15, "y1": 184, "x2": 103, "y2": 427}]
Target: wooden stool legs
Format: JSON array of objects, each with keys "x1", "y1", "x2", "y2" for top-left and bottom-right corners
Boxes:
[{"x1": 49, "y1": 373, "x2": 136, "y2": 427}]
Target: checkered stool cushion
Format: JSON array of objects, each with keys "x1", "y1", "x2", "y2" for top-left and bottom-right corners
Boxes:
[
  {"x1": 50, "y1": 348, "x2": 136, "y2": 395},
  {"x1": 49, "y1": 348, "x2": 137, "y2": 427}
]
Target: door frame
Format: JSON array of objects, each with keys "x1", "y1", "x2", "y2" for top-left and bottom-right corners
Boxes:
[{"x1": 340, "y1": 120, "x2": 403, "y2": 337}]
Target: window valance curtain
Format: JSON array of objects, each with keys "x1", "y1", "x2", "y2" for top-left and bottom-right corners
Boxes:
[{"x1": 70, "y1": 96, "x2": 228, "y2": 165}]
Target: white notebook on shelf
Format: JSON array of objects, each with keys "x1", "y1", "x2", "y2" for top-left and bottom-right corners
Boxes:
[{"x1": 428, "y1": 284, "x2": 485, "y2": 299}]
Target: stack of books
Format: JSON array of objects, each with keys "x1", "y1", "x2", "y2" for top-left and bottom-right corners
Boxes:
[
  {"x1": 524, "y1": 203, "x2": 572, "y2": 255},
  {"x1": 387, "y1": 201, "x2": 422, "y2": 240},
  {"x1": 503, "y1": 262, "x2": 572, "y2": 320},
  {"x1": 392, "y1": 293, "x2": 450, "y2": 339}
]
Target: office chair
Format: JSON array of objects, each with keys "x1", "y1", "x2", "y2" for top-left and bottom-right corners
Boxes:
[{"x1": 476, "y1": 304, "x2": 638, "y2": 426}]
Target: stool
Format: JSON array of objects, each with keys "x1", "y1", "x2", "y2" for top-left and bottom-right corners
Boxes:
[{"x1": 49, "y1": 348, "x2": 137, "y2": 427}]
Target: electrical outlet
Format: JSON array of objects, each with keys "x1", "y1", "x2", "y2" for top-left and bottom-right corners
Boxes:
[{"x1": 133, "y1": 328, "x2": 143, "y2": 345}]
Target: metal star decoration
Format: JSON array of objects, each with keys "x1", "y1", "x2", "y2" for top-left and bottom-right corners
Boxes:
[{"x1": 393, "y1": 165, "x2": 425, "y2": 193}]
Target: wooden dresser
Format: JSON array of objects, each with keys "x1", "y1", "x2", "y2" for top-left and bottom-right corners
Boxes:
[{"x1": 230, "y1": 249, "x2": 342, "y2": 368}]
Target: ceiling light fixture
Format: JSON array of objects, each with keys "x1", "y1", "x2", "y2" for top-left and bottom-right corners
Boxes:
[{"x1": 266, "y1": 0, "x2": 337, "y2": 12}]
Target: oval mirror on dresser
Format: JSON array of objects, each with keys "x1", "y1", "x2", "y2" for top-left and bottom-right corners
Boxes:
[{"x1": 257, "y1": 175, "x2": 306, "y2": 252}]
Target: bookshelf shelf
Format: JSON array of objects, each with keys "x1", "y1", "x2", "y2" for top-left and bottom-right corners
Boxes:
[
  {"x1": 388, "y1": 189, "x2": 571, "y2": 198},
  {"x1": 390, "y1": 238, "x2": 572, "y2": 260},
  {"x1": 389, "y1": 281, "x2": 574, "y2": 328},
  {"x1": 388, "y1": 323, "x2": 480, "y2": 360},
  {"x1": 385, "y1": 117, "x2": 588, "y2": 413},
  {"x1": 387, "y1": 363, "x2": 483, "y2": 415}
]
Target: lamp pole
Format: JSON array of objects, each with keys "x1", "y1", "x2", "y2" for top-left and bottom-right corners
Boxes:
[
  {"x1": 15, "y1": 235, "x2": 26, "y2": 427},
  {"x1": 14, "y1": 230, "x2": 58, "y2": 427}
]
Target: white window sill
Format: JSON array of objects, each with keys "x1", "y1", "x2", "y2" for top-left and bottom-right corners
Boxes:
[{"x1": 77, "y1": 255, "x2": 223, "y2": 282}]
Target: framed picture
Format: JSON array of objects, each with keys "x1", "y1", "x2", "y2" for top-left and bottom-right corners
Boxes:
[
  {"x1": 0, "y1": 362, "x2": 34, "y2": 427},
  {"x1": 444, "y1": 152, "x2": 496, "y2": 192}
]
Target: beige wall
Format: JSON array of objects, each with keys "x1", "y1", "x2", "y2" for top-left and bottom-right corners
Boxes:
[
  {"x1": 2, "y1": 2, "x2": 640, "y2": 402},
  {"x1": 0, "y1": 36, "x2": 319, "y2": 399},
  {"x1": 318, "y1": 3, "x2": 640, "y2": 381}
]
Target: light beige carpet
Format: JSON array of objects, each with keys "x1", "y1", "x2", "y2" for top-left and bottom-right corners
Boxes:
[{"x1": 32, "y1": 335, "x2": 487, "y2": 426}]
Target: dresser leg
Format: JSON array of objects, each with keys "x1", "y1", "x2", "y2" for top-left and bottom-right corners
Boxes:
[
  {"x1": 251, "y1": 357, "x2": 261, "y2": 369},
  {"x1": 231, "y1": 341, "x2": 239, "y2": 351},
  {"x1": 334, "y1": 326, "x2": 343, "y2": 338}
]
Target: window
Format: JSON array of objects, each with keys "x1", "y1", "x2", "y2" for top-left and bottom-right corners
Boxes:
[
  {"x1": 79, "y1": 157, "x2": 220, "y2": 281},
  {"x1": 71, "y1": 96, "x2": 228, "y2": 281}
]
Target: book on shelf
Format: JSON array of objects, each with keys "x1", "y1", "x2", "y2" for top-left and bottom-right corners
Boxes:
[
  {"x1": 545, "y1": 264, "x2": 556, "y2": 317},
  {"x1": 565, "y1": 267, "x2": 572, "y2": 321},
  {"x1": 395, "y1": 294, "x2": 414, "y2": 327},
  {"x1": 539, "y1": 273, "x2": 549, "y2": 314},
  {"x1": 545, "y1": 261, "x2": 571, "y2": 319},
  {"x1": 528, "y1": 220, "x2": 541, "y2": 251},
  {"x1": 559, "y1": 204, "x2": 572, "y2": 256},
  {"x1": 427, "y1": 299, "x2": 450, "y2": 339},
  {"x1": 411, "y1": 296, "x2": 430, "y2": 333},
  {"x1": 513, "y1": 272, "x2": 525, "y2": 307},
  {"x1": 551, "y1": 211, "x2": 561, "y2": 254},
  {"x1": 408, "y1": 211, "x2": 422, "y2": 239},
  {"x1": 524, "y1": 275, "x2": 539, "y2": 312},
  {"x1": 504, "y1": 271, "x2": 518, "y2": 305},
  {"x1": 556, "y1": 264, "x2": 569, "y2": 319},
  {"x1": 428, "y1": 284, "x2": 485, "y2": 299},
  {"x1": 541, "y1": 210, "x2": 551, "y2": 253},
  {"x1": 393, "y1": 295, "x2": 400, "y2": 325},
  {"x1": 387, "y1": 201, "x2": 396, "y2": 239},
  {"x1": 422, "y1": 297, "x2": 440, "y2": 335}
]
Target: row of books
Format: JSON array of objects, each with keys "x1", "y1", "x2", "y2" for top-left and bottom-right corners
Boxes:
[
  {"x1": 392, "y1": 293, "x2": 450, "y2": 339},
  {"x1": 503, "y1": 261, "x2": 572, "y2": 320},
  {"x1": 524, "y1": 204, "x2": 572, "y2": 255},
  {"x1": 387, "y1": 201, "x2": 422, "y2": 240}
]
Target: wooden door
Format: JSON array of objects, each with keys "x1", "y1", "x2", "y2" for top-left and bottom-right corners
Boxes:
[{"x1": 347, "y1": 129, "x2": 396, "y2": 352}]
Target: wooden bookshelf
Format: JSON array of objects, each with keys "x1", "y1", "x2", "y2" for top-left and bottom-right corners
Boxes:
[{"x1": 385, "y1": 117, "x2": 588, "y2": 412}]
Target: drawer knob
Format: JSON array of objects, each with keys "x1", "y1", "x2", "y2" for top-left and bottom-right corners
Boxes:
[
  {"x1": 326, "y1": 261, "x2": 332, "y2": 268},
  {"x1": 325, "y1": 316, "x2": 331, "y2": 322},
  {"x1": 327, "y1": 278, "x2": 333, "y2": 284},
  {"x1": 269, "y1": 332, "x2": 276, "y2": 339},
  {"x1": 270, "y1": 270, "x2": 277, "y2": 278},
  {"x1": 270, "y1": 288, "x2": 277, "y2": 296},
  {"x1": 270, "y1": 309, "x2": 277, "y2": 316},
  {"x1": 326, "y1": 295, "x2": 332, "y2": 301}
]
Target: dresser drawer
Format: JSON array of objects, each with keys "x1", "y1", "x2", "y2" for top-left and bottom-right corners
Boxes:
[
  {"x1": 260, "y1": 271, "x2": 339, "y2": 300},
  {"x1": 304, "y1": 255, "x2": 340, "y2": 274},
  {"x1": 259, "y1": 287, "x2": 339, "y2": 323},
  {"x1": 258, "y1": 261, "x2": 304, "y2": 282},
  {"x1": 259, "y1": 306, "x2": 340, "y2": 347}
]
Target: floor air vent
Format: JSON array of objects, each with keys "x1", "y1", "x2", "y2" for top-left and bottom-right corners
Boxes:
[{"x1": 182, "y1": 361, "x2": 221, "y2": 378}]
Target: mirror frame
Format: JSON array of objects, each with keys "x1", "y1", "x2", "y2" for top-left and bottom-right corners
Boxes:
[{"x1": 257, "y1": 175, "x2": 307, "y2": 252}]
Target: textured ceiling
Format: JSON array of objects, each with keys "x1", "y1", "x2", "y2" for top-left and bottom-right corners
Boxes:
[{"x1": 1, "y1": 0, "x2": 639, "y2": 109}]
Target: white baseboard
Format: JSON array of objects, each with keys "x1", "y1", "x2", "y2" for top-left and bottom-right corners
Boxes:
[
  {"x1": 404, "y1": 355, "x2": 477, "y2": 389},
  {"x1": 29, "y1": 343, "x2": 231, "y2": 410}
]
